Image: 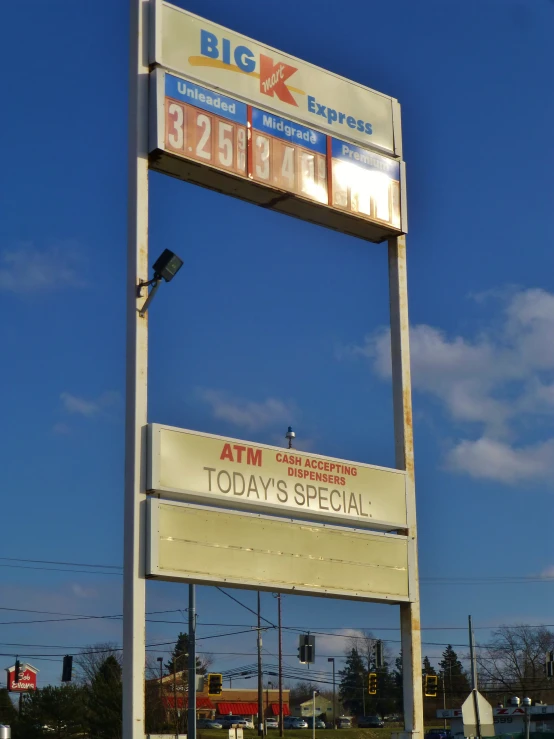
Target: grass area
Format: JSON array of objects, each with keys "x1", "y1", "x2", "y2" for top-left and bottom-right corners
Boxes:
[{"x1": 197, "y1": 727, "x2": 446, "y2": 739}]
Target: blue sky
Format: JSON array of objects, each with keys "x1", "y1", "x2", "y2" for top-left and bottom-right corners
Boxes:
[{"x1": 2, "y1": 0, "x2": 554, "y2": 695}]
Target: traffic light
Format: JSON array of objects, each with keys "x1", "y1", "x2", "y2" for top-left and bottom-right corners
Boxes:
[
  {"x1": 547, "y1": 651, "x2": 554, "y2": 679},
  {"x1": 298, "y1": 634, "x2": 316, "y2": 664},
  {"x1": 207, "y1": 673, "x2": 223, "y2": 695},
  {"x1": 375, "y1": 640, "x2": 384, "y2": 668},
  {"x1": 14, "y1": 660, "x2": 20, "y2": 683},
  {"x1": 424, "y1": 675, "x2": 438, "y2": 697},
  {"x1": 62, "y1": 655, "x2": 73, "y2": 683},
  {"x1": 368, "y1": 673, "x2": 377, "y2": 695}
]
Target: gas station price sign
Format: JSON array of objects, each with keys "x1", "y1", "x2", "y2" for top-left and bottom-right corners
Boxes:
[
  {"x1": 164, "y1": 75, "x2": 247, "y2": 176},
  {"x1": 150, "y1": 69, "x2": 406, "y2": 243}
]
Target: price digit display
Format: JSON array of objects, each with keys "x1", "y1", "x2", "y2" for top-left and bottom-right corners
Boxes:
[
  {"x1": 331, "y1": 139, "x2": 401, "y2": 229},
  {"x1": 164, "y1": 76, "x2": 248, "y2": 177},
  {"x1": 251, "y1": 108, "x2": 328, "y2": 204},
  {"x1": 160, "y1": 74, "x2": 403, "y2": 234}
]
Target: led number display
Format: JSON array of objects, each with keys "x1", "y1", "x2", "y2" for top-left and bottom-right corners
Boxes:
[
  {"x1": 164, "y1": 76, "x2": 247, "y2": 176},
  {"x1": 151, "y1": 72, "x2": 405, "y2": 242},
  {"x1": 331, "y1": 140, "x2": 401, "y2": 229},
  {"x1": 251, "y1": 109, "x2": 327, "y2": 204}
]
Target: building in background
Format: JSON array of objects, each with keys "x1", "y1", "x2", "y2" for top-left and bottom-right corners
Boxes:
[
  {"x1": 295, "y1": 694, "x2": 333, "y2": 719},
  {"x1": 151, "y1": 674, "x2": 290, "y2": 723}
]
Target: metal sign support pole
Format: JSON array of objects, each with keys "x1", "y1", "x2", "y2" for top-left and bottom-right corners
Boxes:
[
  {"x1": 123, "y1": 1, "x2": 149, "y2": 739},
  {"x1": 388, "y1": 236, "x2": 423, "y2": 739}
]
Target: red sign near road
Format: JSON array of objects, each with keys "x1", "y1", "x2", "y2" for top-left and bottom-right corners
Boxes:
[{"x1": 6, "y1": 663, "x2": 38, "y2": 692}]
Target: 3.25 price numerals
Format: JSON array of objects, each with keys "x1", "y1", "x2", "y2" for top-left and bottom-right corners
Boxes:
[{"x1": 166, "y1": 100, "x2": 246, "y2": 176}]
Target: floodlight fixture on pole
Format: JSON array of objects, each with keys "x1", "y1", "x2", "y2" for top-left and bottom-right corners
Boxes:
[
  {"x1": 138, "y1": 249, "x2": 183, "y2": 316},
  {"x1": 285, "y1": 426, "x2": 295, "y2": 449}
]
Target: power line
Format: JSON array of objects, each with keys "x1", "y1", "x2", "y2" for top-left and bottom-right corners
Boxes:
[
  {"x1": 5, "y1": 555, "x2": 554, "y2": 586},
  {"x1": 0, "y1": 557, "x2": 122, "y2": 570},
  {"x1": 0, "y1": 564, "x2": 121, "y2": 576},
  {"x1": 215, "y1": 587, "x2": 276, "y2": 628}
]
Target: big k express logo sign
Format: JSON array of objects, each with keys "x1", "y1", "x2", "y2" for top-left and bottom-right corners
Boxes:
[{"x1": 152, "y1": 1, "x2": 398, "y2": 155}]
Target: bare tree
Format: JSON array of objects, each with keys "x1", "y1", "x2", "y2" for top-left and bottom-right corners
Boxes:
[
  {"x1": 347, "y1": 631, "x2": 393, "y2": 669},
  {"x1": 75, "y1": 643, "x2": 123, "y2": 685},
  {"x1": 347, "y1": 631, "x2": 376, "y2": 670},
  {"x1": 477, "y1": 625, "x2": 554, "y2": 698}
]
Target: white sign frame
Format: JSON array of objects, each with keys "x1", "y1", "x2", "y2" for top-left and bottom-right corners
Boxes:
[
  {"x1": 147, "y1": 498, "x2": 411, "y2": 602},
  {"x1": 147, "y1": 423, "x2": 408, "y2": 532}
]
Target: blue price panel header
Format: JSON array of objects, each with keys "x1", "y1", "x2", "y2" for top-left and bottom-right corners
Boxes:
[
  {"x1": 165, "y1": 74, "x2": 247, "y2": 125},
  {"x1": 252, "y1": 109, "x2": 327, "y2": 155},
  {"x1": 331, "y1": 139, "x2": 400, "y2": 181}
]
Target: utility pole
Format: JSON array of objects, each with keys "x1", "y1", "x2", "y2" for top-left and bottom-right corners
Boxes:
[
  {"x1": 157, "y1": 657, "x2": 163, "y2": 718},
  {"x1": 440, "y1": 671, "x2": 446, "y2": 729},
  {"x1": 327, "y1": 658, "x2": 336, "y2": 729},
  {"x1": 468, "y1": 615, "x2": 481, "y2": 739},
  {"x1": 258, "y1": 592, "x2": 264, "y2": 737},
  {"x1": 188, "y1": 585, "x2": 197, "y2": 739},
  {"x1": 468, "y1": 615, "x2": 478, "y2": 690},
  {"x1": 278, "y1": 594, "x2": 284, "y2": 737},
  {"x1": 173, "y1": 657, "x2": 179, "y2": 738}
]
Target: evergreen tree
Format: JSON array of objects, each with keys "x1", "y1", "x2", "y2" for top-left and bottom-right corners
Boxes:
[
  {"x1": 339, "y1": 648, "x2": 367, "y2": 716},
  {"x1": 165, "y1": 633, "x2": 204, "y2": 675},
  {"x1": 19, "y1": 685, "x2": 86, "y2": 739},
  {"x1": 86, "y1": 655, "x2": 122, "y2": 739},
  {"x1": 422, "y1": 656, "x2": 436, "y2": 676},
  {"x1": 0, "y1": 689, "x2": 17, "y2": 726},
  {"x1": 393, "y1": 654, "x2": 403, "y2": 715},
  {"x1": 439, "y1": 645, "x2": 470, "y2": 702}
]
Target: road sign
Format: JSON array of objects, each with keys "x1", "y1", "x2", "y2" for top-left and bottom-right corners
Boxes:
[
  {"x1": 147, "y1": 424, "x2": 407, "y2": 532},
  {"x1": 462, "y1": 691, "x2": 495, "y2": 738}
]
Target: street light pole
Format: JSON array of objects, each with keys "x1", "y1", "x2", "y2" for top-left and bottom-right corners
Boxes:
[
  {"x1": 327, "y1": 658, "x2": 336, "y2": 729},
  {"x1": 188, "y1": 586, "x2": 197, "y2": 739},
  {"x1": 278, "y1": 594, "x2": 284, "y2": 737},
  {"x1": 258, "y1": 592, "x2": 264, "y2": 737}
]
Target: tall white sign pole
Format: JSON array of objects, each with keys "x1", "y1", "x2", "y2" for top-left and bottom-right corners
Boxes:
[
  {"x1": 388, "y1": 235, "x2": 424, "y2": 739},
  {"x1": 123, "y1": 1, "x2": 149, "y2": 738}
]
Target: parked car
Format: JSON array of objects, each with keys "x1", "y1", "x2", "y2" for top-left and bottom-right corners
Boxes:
[
  {"x1": 217, "y1": 717, "x2": 254, "y2": 729},
  {"x1": 305, "y1": 718, "x2": 326, "y2": 729},
  {"x1": 336, "y1": 717, "x2": 352, "y2": 729},
  {"x1": 424, "y1": 730, "x2": 452, "y2": 739},
  {"x1": 284, "y1": 717, "x2": 309, "y2": 729},
  {"x1": 197, "y1": 719, "x2": 223, "y2": 729},
  {"x1": 358, "y1": 716, "x2": 385, "y2": 728},
  {"x1": 265, "y1": 718, "x2": 279, "y2": 730}
]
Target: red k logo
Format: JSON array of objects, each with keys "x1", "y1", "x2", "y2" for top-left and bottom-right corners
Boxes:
[{"x1": 259, "y1": 54, "x2": 298, "y2": 106}]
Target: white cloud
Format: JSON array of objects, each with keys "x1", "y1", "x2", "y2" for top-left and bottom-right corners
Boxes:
[
  {"x1": 197, "y1": 389, "x2": 294, "y2": 432},
  {"x1": 71, "y1": 584, "x2": 98, "y2": 599},
  {"x1": 446, "y1": 437, "x2": 554, "y2": 484},
  {"x1": 60, "y1": 391, "x2": 120, "y2": 418},
  {"x1": 348, "y1": 288, "x2": 554, "y2": 485},
  {"x1": 314, "y1": 628, "x2": 367, "y2": 657},
  {"x1": 0, "y1": 241, "x2": 86, "y2": 293}
]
